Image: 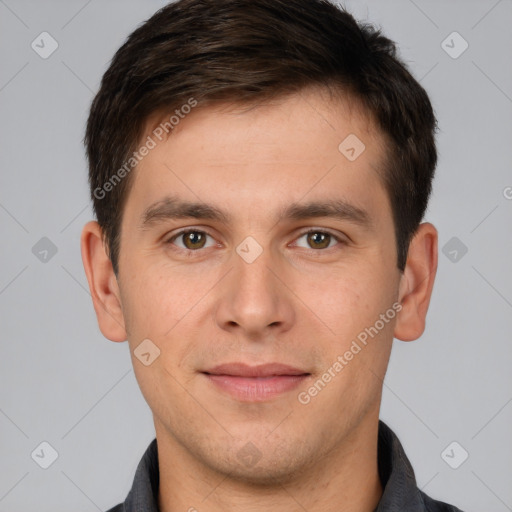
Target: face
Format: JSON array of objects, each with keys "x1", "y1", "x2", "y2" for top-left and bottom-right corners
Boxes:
[{"x1": 107, "y1": 89, "x2": 405, "y2": 482}]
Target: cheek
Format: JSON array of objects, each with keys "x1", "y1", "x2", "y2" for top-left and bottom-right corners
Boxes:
[
  {"x1": 306, "y1": 269, "x2": 396, "y2": 409},
  {"x1": 118, "y1": 267, "x2": 165, "y2": 348},
  {"x1": 120, "y1": 261, "x2": 222, "y2": 376},
  {"x1": 121, "y1": 261, "x2": 187, "y2": 334},
  {"x1": 311, "y1": 267, "x2": 396, "y2": 342}
]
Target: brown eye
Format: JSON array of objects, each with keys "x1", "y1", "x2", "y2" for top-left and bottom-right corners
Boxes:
[
  {"x1": 306, "y1": 231, "x2": 331, "y2": 249},
  {"x1": 292, "y1": 229, "x2": 344, "y2": 251},
  {"x1": 181, "y1": 231, "x2": 207, "y2": 250},
  {"x1": 168, "y1": 230, "x2": 215, "y2": 251}
]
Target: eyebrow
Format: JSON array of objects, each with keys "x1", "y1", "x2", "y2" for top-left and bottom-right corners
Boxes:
[{"x1": 139, "y1": 195, "x2": 372, "y2": 230}]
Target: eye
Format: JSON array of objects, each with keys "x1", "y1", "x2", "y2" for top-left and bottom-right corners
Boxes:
[
  {"x1": 165, "y1": 228, "x2": 345, "y2": 253},
  {"x1": 166, "y1": 229, "x2": 217, "y2": 251},
  {"x1": 294, "y1": 229, "x2": 343, "y2": 250}
]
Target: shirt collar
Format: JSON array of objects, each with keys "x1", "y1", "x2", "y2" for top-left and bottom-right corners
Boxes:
[
  {"x1": 374, "y1": 420, "x2": 426, "y2": 510},
  {"x1": 116, "y1": 420, "x2": 442, "y2": 512},
  {"x1": 121, "y1": 437, "x2": 159, "y2": 511}
]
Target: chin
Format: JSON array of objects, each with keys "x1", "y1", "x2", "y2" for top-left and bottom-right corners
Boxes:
[
  {"x1": 216, "y1": 459, "x2": 308, "y2": 487},
  {"x1": 202, "y1": 440, "x2": 314, "y2": 487}
]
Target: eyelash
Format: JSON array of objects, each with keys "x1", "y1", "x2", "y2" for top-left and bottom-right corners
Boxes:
[{"x1": 164, "y1": 228, "x2": 346, "y2": 255}]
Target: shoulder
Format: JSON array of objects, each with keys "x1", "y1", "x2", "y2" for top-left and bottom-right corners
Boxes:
[
  {"x1": 421, "y1": 490, "x2": 465, "y2": 512},
  {"x1": 104, "y1": 504, "x2": 124, "y2": 512}
]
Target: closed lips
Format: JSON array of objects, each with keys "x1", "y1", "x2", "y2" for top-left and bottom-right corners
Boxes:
[{"x1": 202, "y1": 362, "x2": 310, "y2": 378}]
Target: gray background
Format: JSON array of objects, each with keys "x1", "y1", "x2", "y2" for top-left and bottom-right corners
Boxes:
[{"x1": 1, "y1": 0, "x2": 511, "y2": 510}]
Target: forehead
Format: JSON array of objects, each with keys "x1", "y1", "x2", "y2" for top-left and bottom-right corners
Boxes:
[
  {"x1": 148, "y1": 87, "x2": 381, "y2": 153},
  {"x1": 123, "y1": 88, "x2": 390, "y2": 225}
]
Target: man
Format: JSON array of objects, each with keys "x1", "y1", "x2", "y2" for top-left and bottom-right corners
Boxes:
[{"x1": 80, "y1": 0, "x2": 464, "y2": 510}]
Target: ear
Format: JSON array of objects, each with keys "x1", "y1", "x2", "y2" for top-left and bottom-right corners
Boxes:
[
  {"x1": 80, "y1": 221, "x2": 127, "y2": 342},
  {"x1": 394, "y1": 222, "x2": 438, "y2": 342}
]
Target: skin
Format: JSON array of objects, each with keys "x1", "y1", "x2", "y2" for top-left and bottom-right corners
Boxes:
[{"x1": 81, "y1": 87, "x2": 437, "y2": 512}]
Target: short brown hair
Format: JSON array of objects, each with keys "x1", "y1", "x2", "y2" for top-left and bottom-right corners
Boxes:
[{"x1": 85, "y1": 0, "x2": 438, "y2": 275}]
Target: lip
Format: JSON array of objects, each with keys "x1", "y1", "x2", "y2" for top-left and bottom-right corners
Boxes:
[
  {"x1": 202, "y1": 363, "x2": 310, "y2": 402},
  {"x1": 204, "y1": 362, "x2": 308, "y2": 377}
]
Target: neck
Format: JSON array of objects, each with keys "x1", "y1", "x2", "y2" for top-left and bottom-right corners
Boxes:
[{"x1": 156, "y1": 413, "x2": 383, "y2": 512}]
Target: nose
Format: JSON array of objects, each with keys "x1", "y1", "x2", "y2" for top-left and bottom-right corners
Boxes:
[{"x1": 213, "y1": 244, "x2": 295, "y2": 340}]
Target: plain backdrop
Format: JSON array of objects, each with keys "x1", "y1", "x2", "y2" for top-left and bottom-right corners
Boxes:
[{"x1": 0, "y1": 0, "x2": 511, "y2": 511}]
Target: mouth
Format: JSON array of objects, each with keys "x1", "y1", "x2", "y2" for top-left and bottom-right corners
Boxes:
[{"x1": 201, "y1": 363, "x2": 311, "y2": 402}]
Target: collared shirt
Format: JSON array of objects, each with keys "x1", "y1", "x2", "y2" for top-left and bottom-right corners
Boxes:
[{"x1": 106, "y1": 420, "x2": 464, "y2": 512}]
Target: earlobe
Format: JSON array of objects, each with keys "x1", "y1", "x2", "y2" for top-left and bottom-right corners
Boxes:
[
  {"x1": 394, "y1": 222, "x2": 438, "y2": 342},
  {"x1": 80, "y1": 221, "x2": 127, "y2": 342}
]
